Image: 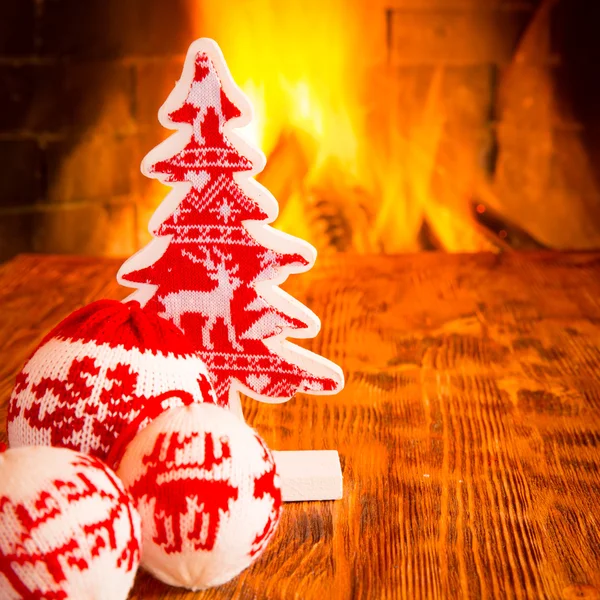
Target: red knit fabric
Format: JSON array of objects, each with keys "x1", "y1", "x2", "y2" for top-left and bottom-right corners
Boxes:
[
  {"x1": 0, "y1": 447, "x2": 141, "y2": 600},
  {"x1": 8, "y1": 300, "x2": 217, "y2": 461},
  {"x1": 105, "y1": 390, "x2": 198, "y2": 471},
  {"x1": 119, "y1": 47, "x2": 343, "y2": 408},
  {"x1": 250, "y1": 434, "x2": 282, "y2": 557},
  {"x1": 116, "y1": 403, "x2": 282, "y2": 590},
  {"x1": 126, "y1": 428, "x2": 239, "y2": 554},
  {"x1": 39, "y1": 299, "x2": 196, "y2": 355}
]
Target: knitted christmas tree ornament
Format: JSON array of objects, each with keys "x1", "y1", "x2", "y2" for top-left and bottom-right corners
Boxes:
[
  {"x1": 117, "y1": 37, "x2": 344, "y2": 415},
  {"x1": 7, "y1": 299, "x2": 216, "y2": 462},
  {"x1": 0, "y1": 445, "x2": 141, "y2": 600},
  {"x1": 115, "y1": 402, "x2": 282, "y2": 590}
]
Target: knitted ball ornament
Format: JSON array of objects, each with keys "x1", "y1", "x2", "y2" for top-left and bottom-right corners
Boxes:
[
  {"x1": 7, "y1": 299, "x2": 217, "y2": 462},
  {"x1": 115, "y1": 403, "x2": 282, "y2": 590},
  {"x1": 0, "y1": 445, "x2": 141, "y2": 600}
]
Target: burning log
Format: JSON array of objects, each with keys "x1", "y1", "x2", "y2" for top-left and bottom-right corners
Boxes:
[{"x1": 470, "y1": 199, "x2": 547, "y2": 251}]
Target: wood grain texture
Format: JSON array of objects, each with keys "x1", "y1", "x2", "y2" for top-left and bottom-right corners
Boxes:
[{"x1": 1, "y1": 252, "x2": 600, "y2": 600}]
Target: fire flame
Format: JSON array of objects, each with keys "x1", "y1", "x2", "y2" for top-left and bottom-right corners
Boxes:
[
  {"x1": 188, "y1": 0, "x2": 494, "y2": 253},
  {"x1": 48, "y1": 1, "x2": 600, "y2": 255}
]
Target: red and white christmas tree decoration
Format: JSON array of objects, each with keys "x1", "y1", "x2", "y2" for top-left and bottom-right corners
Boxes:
[{"x1": 116, "y1": 38, "x2": 344, "y2": 417}]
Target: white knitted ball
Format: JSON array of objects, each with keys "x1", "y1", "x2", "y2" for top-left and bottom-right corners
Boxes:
[
  {"x1": 0, "y1": 446, "x2": 141, "y2": 600},
  {"x1": 7, "y1": 299, "x2": 216, "y2": 462},
  {"x1": 116, "y1": 403, "x2": 282, "y2": 590}
]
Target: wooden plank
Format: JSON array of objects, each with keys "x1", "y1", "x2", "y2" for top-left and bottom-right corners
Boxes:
[{"x1": 1, "y1": 252, "x2": 600, "y2": 598}]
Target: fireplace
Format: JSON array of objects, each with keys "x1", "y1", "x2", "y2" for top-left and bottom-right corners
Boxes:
[{"x1": 1, "y1": 0, "x2": 599, "y2": 262}]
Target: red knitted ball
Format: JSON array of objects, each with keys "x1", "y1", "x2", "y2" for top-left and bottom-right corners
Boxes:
[
  {"x1": 116, "y1": 403, "x2": 283, "y2": 590},
  {"x1": 7, "y1": 299, "x2": 216, "y2": 461},
  {"x1": 0, "y1": 445, "x2": 141, "y2": 600}
]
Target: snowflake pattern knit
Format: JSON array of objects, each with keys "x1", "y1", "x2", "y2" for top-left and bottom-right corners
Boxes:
[
  {"x1": 7, "y1": 299, "x2": 216, "y2": 461},
  {"x1": 0, "y1": 446, "x2": 141, "y2": 600}
]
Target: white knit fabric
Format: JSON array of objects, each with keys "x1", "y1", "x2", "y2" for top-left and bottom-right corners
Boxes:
[
  {"x1": 117, "y1": 403, "x2": 282, "y2": 590},
  {"x1": 8, "y1": 336, "x2": 215, "y2": 460},
  {"x1": 0, "y1": 446, "x2": 141, "y2": 599}
]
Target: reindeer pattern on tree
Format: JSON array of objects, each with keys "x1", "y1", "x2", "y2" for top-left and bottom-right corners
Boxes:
[{"x1": 118, "y1": 39, "x2": 344, "y2": 410}]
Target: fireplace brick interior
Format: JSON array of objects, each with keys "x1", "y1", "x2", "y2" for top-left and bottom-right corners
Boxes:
[{"x1": 1, "y1": 0, "x2": 599, "y2": 261}]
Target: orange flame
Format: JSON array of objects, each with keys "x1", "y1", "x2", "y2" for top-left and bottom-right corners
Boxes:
[{"x1": 187, "y1": 0, "x2": 494, "y2": 253}]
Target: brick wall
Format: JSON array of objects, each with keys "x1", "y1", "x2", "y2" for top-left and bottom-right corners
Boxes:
[
  {"x1": 0, "y1": 0, "x2": 195, "y2": 261},
  {"x1": 492, "y1": 0, "x2": 600, "y2": 249},
  {"x1": 384, "y1": 0, "x2": 600, "y2": 249}
]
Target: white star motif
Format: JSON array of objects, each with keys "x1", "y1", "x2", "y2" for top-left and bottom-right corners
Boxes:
[
  {"x1": 219, "y1": 198, "x2": 232, "y2": 222},
  {"x1": 209, "y1": 198, "x2": 240, "y2": 224}
]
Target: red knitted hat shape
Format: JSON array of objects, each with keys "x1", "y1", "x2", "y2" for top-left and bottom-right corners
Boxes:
[{"x1": 39, "y1": 299, "x2": 196, "y2": 354}]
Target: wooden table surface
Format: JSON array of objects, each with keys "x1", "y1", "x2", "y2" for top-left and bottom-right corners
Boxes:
[{"x1": 1, "y1": 252, "x2": 600, "y2": 599}]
